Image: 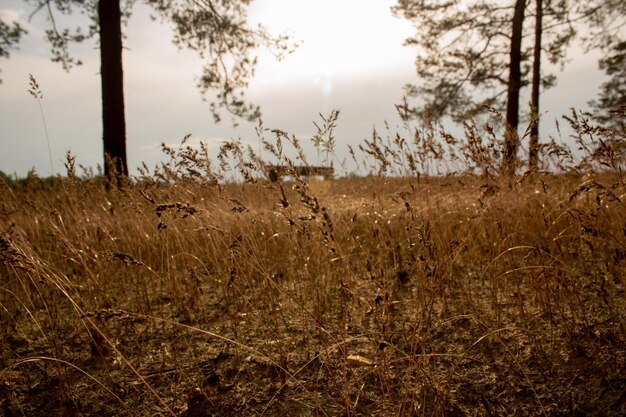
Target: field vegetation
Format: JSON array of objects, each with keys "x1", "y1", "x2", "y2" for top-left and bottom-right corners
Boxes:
[{"x1": 1, "y1": 110, "x2": 625, "y2": 416}]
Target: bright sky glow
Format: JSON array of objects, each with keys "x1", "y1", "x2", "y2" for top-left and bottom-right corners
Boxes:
[{"x1": 250, "y1": 0, "x2": 415, "y2": 79}]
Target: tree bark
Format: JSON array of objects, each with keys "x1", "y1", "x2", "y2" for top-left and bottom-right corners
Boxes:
[
  {"x1": 529, "y1": 0, "x2": 543, "y2": 170},
  {"x1": 503, "y1": 0, "x2": 526, "y2": 176},
  {"x1": 99, "y1": 0, "x2": 127, "y2": 185}
]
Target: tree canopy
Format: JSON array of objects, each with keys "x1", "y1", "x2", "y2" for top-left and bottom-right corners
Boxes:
[
  {"x1": 589, "y1": 40, "x2": 626, "y2": 128},
  {"x1": 392, "y1": 0, "x2": 577, "y2": 124},
  {"x1": 393, "y1": 0, "x2": 625, "y2": 172},
  {"x1": 19, "y1": 0, "x2": 292, "y2": 121},
  {"x1": 2, "y1": 0, "x2": 292, "y2": 182},
  {"x1": 0, "y1": 17, "x2": 26, "y2": 83}
]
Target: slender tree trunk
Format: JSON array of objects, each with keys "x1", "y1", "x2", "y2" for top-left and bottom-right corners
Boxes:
[
  {"x1": 529, "y1": 0, "x2": 543, "y2": 170},
  {"x1": 99, "y1": 0, "x2": 127, "y2": 185},
  {"x1": 503, "y1": 0, "x2": 526, "y2": 176}
]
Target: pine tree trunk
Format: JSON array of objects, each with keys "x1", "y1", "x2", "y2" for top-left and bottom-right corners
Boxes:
[
  {"x1": 529, "y1": 0, "x2": 543, "y2": 170},
  {"x1": 99, "y1": 0, "x2": 127, "y2": 185},
  {"x1": 503, "y1": 0, "x2": 526, "y2": 176}
]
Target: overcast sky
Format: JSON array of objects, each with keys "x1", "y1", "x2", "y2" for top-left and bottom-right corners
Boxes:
[{"x1": 0, "y1": 0, "x2": 607, "y2": 177}]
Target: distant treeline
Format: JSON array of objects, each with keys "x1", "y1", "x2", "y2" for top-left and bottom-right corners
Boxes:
[{"x1": 0, "y1": 170, "x2": 108, "y2": 189}]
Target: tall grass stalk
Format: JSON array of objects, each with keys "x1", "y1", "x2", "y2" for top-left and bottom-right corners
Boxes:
[{"x1": 27, "y1": 74, "x2": 54, "y2": 175}]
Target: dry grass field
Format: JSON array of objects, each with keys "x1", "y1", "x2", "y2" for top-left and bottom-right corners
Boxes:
[{"x1": 1, "y1": 112, "x2": 625, "y2": 416}]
